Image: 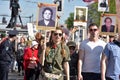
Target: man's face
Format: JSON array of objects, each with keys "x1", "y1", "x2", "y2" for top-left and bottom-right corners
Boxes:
[
  {"x1": 43, "y1": 10, "x2": 52, "y2": 21},
  {"x1": 78, "y1": 10, "x2": 84, "y2": 16},
  {"x1": 89, "y1": 25, "x2": 99, "y2": 38},
  {"x1": 105, "y1": 19, "x2": 112, "y2": 27}
]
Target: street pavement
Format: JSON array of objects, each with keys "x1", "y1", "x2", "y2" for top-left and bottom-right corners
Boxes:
[{"x1": 8, "y1": 71, "x2": 24, "y2": 80}]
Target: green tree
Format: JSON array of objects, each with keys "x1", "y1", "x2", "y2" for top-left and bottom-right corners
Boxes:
[
  {"x1": 65, "y1": 13, "x2": 74, "y2": 29},
  {"x1": 65, "y1": 0, "x2": 116, "y2": 29},
  {"x1": 87, "y1": 0, "x2": 116, "y2": 27}
]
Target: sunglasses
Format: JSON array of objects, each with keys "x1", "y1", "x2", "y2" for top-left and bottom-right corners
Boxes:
[
  {"x1": 54, "y1": 33, "x2": 62, "y2": 37},
  {"x1": 89, "y1": 29, "x2": 98, "y2": 32},
  {"x1": 69, "y1": 46, "x2": 75, "y2": 50}
]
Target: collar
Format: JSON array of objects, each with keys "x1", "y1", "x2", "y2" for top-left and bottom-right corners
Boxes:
[
  {"x1": 52, "y1": 44, "x2": 57, "y2": 49},
  {"x1": 113, "y1": 40, "x2": 120, "y2": 47}
]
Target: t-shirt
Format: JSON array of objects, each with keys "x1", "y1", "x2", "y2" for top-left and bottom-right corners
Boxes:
[
  {"x1": 103, "y1": 42, "x2": 120, "y2": 80},
  {"x1": 80, "y1": 39, "x2": 106, "y2": 73}
]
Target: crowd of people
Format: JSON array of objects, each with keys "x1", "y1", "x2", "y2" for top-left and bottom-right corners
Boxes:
[
  {"x1": 1, "y1": 0, "x2": 120, "y2": 80},
  {"x1": 0, "y1": 23, "x2": 120, "y2": 80}
]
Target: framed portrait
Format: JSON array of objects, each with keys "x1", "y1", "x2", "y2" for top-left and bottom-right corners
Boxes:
[
  {"x1": 74, "y1": 6, "x2": 88, "y2": 27},
  {"x1": 98, "y1": 0, "x2": 109, "y2": 12},
  {"x1": 74, "y1": 27, "x2": 83, "y2": 43},
  {"x1": 36, "y1": 3, "x2": 57, "y2": 31},
  {"x1": 53, "y1": 0, "x2": 63, "y2": 12},
  {"x1": 100, "y1": 14, "x2": 117, "y2": 35}
]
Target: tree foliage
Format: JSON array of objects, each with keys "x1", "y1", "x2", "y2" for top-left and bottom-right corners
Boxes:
[
  {"x1": 65, "y1": 0, "x2": 116, "y2": 29},
  {"x1": 65, "y1": 13, "x2": 74, "y2": 29},
  {"x1": 87, "y1": 0, "x2": 116, "y2": 27}
]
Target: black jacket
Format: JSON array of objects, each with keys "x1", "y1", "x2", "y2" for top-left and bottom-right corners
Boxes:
[
  {"x1": 0, "y1": 39, "x2": 14, "y2": 65},
  {"x1": 69, "y1": 52, "x2": 78, "y2": 75},
  {"x1": 38, "y1": 19, "x2": 55, "y2": 27},
  {"x1": 101, "y1": 25, "x2": 115, "y2": 32}
]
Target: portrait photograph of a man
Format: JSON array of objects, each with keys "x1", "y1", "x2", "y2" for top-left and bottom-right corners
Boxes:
[
  {"x1": 98, "y1": 0, "x2": 109, "y2": 12},
  {"x1": 37, "y1": 3, "x2": 57, "y2": 30},
  {"x1": 75, "y1": 7, "x2": 86, "y2": 22},
  {"x1": 54, "y1": 0, "x2": 62, "y2": 12},
  {"x1": 74, "y1": 6, "x2": 88, "y2": 27},
  {"x1": 100, "y1": 14, "x2": 117, "y2": 35}
]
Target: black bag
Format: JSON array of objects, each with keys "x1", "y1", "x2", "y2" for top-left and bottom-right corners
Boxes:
[
  {"x1": 43, "y1": 62, "x2": 53, "y2": 73},
  {"x1": 35, "y1": 62, "x2": 42, "y2": 72}
]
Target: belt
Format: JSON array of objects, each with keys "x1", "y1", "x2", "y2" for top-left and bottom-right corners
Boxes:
[{"x1": 42, "y1": 70, "x2": 62, "y2": 79}]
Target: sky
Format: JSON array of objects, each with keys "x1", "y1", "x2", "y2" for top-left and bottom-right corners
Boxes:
[{"x1": 0, "y1": 0, "x2": 87, "y2": 26}]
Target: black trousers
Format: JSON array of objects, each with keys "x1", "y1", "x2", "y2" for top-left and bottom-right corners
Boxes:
[
  {"x1": 17, "y1": 60, "x2": 23, "y2": 73},
  {"x1": 25, "y1": 69, "x2": 36, "y2": 80},
  {"x1": 7, "y1": 15, "x2": 17, "y2": 28},
  {"x1": 25, "y1": 68, "x2": 40, "y2": 80},
  {"x1": 106, "y1": 77, "x2": 114, "y2": 80},
  {"x1": 82, "y1": 72, "x2": 101, "y2": 80},
  {"x1": 70, "y1": 75, "x2": 77, "y2": 80},
  {"x1": 0, "y1": 64, "x2": 9, "y2": 80},
  {"x1": 6, "y1": 14, "x2": 23, "y2": 28}
]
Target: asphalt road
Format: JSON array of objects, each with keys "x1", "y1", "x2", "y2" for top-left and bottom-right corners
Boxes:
[{"x1": 8, "y1": 71, "x2": 24, "y2": 80}]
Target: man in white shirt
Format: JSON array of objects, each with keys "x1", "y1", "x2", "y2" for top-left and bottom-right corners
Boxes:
[{"x1": 78, "y1": 23, "x2": 106, "y2": 80}]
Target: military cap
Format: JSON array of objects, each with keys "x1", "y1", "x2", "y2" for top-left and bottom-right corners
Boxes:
[
  {"x1": 8, "y1": 30, "x2": 18, "y2": 36},
  {"x1": 67, "y1": 41, "x2": 76, "y2": 47}
]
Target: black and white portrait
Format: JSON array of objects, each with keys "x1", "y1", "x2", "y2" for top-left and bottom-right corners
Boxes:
[
  {"x1": 74, "y1": 6, "x2": 88, "y2": 27},
  {"x1": 98, "y1": 0, "x2": 109, "y2": 12},
  {"x1": 54, "y1": 0, "x2": 62, "y2": 12},
  {"x1": 37, "y1": 3, "x2": 57, "y2": 30},
  {"x1": 74, "y1": 27, "x2": 83, "y2": 43},
  {"x1": 76, "y1": 9, "x2": 85, "y2": 22},
  {"x1": 38, "y1": 7, "x2": 55, "y2": 27}
]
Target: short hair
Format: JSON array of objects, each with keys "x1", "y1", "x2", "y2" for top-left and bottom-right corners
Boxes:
[
  {"x1": 88, "y1": 23, "x2": 99, "y2": 29},
  {"x1": 104, "y1": 17, "x2": 112, "y2": 23},
  {"x1": 9, "y1": 35, "x2": 16, "y2": 38},
  {"x1": 42, "y1": 7, "x2": 53, "y2": 19}
]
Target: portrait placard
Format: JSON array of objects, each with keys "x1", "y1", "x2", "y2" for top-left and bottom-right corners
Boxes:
[
  {"x1": 74, "y1": 6, "x2": 88, "y2": 27},
  {"x1": 74, "y1": 27, "x2": 83, "y2": 43},
  {"x1": 27, "y1": 23, "x2": 35, "y2": 39},
  {"x1": 98, "y1": 0, "x2": 109, "y2": 12},
  {"x1": 100, "y1": 14, "x2": 117, "y2": 35},
  {"x1": 53, "y1": 0, "x2": 63, "y2": 12},
  {"x1": 36, "y1": 3, "x2": 57, "y2": 30}
]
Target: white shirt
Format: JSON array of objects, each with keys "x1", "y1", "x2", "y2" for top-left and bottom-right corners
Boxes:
[{"x1": 80, "y1": 39, "x2": 106, "y2": 73}]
